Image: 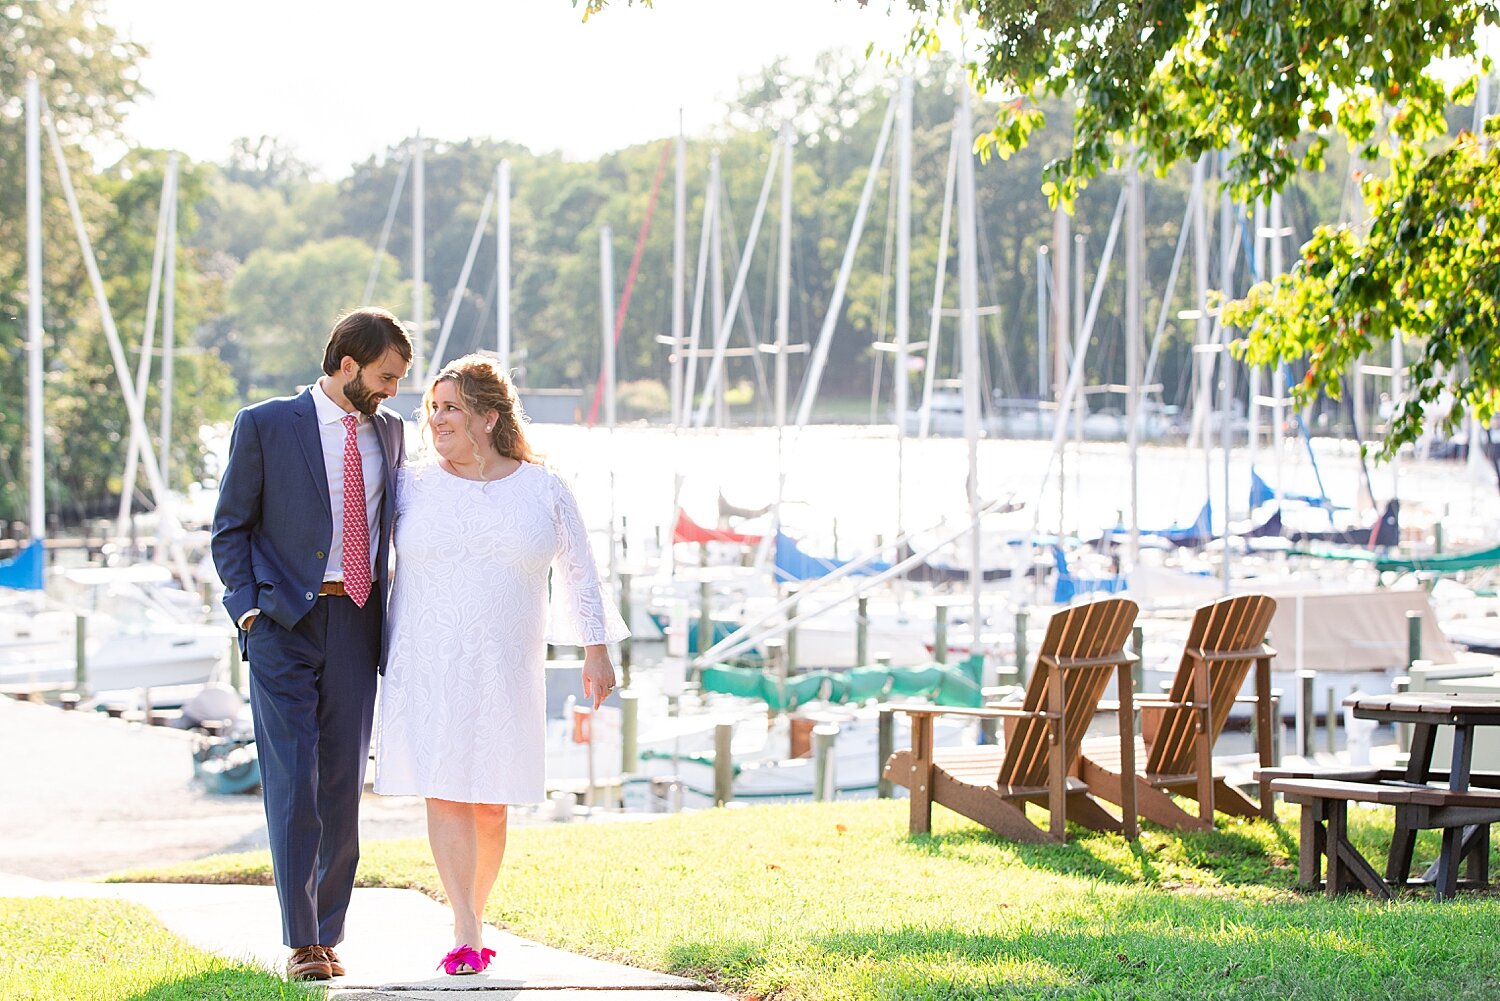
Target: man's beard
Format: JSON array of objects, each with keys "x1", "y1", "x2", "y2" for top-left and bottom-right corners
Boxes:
[{"x1": 344, "y1": 368, "x2": 384, "y2": 416}]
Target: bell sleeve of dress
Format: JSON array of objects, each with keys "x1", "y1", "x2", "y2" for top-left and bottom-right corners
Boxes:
[{"x1": 545, "y1": 470, "x2": 631, "y2": 646}]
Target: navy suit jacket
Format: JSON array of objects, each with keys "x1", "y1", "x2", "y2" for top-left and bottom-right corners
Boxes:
[{"x1": 211, "y1": 387, "x2": 406, "y2": 669}]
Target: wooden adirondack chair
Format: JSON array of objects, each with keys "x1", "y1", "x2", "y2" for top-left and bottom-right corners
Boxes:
[
  {"x1": 1078, "y1": 593, "x2": 1277, "y2": 831},
  {"x1": 883, "y1": 597, "x2": 1140, "y2": 843}
]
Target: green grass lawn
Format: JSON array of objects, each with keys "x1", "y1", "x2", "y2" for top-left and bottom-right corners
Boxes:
[
  {"x1": 109, "y1": 798, "x2": 1500, "y2": 1000},
  {"x1": 0, "y1": 897, "x2": 319, "y2": 1001}
]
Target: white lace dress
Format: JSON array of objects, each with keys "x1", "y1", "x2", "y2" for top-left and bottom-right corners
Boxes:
[{"x1": 374, "y1": 460, "x2": 629, "y2": 804}]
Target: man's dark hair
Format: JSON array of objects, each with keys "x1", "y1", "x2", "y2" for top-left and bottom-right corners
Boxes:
[{"x1": 321, "y1": 307, "x2": 413, "y2": 375}]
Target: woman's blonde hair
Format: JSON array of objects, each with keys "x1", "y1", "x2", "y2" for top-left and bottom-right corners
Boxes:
[{"x1": 420, "y1": 353, "x2": 539, "y2": 467}]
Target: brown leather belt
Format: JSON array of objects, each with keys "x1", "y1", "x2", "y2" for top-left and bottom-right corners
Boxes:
[{"x1": 318, "y1": 580, "x2": 348, "y2": 597}]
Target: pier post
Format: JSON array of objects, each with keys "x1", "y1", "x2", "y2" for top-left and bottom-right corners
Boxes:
[
  {"x1": 1297, "y1": 671, "x2": 1315, "y2": 758},
  {"x1": 73, "y1": 614, "x2": 88, "y2": 695},
  {"x1": 1406, "y1": 610, "x2": 1422, "y2": 668},
  {"x1": 812, "y1": 722, "x2": 839, "y2": 801},
  {"x1": 618, "y1": 571, "x2": 633, "y2": 687},
  {"x1": 1131, "y1": 624, "x2": 1145, "y2": 697},
  {"x1": 1269, "y1": 692, "x2": 1284, "y2": 766},
  {"x1": 1014, "y1": 609, "x2": 1030, "y2": 687},
  {"x1": 713, "y1": 722, "x2": 734, "y2": 806},
  {"x1": 227, "y1": 637, "x2": 243, "y2": 694},
  {"x1": 1325, "y1": 684, "x2": 1337, "y2": 755},
  {"x1": 856, "y1": 596, "x2": 869, "y2": 666},
  {"x1": 785, "y1": 589, "x2": 799, "y2": 675},
  {"x1": 766, "y1": 639, "x2": 787, "y2": 718},
  {"x1": 877, "y1": 707, "x2": 894, "y2": 799},
  {"x1": 933, "y1": 604, "x2": 949, "y2": 664},
  {"x1": 620, "y1": 690, "x2": 639, "y2": 774},
  {"x1": 697, "y1": 580, "x2": 712, "y2": 660}
]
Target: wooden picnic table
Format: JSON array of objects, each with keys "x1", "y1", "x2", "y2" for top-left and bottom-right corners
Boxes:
[{"x1": 1346, "y1": 692, "x2": 1500, "y2": 898}]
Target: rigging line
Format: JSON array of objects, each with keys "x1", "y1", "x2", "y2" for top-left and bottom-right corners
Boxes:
[
  {"x1": 1144, "y1": 179, "x2": 1195, "y2": 392},
  {"x1": 586, "y1": 139, "x2": 673, "y2": 427},
  {"x1": 363, "y1": 147, "x2": 411, "y2": 306},
  {"x1": 718, "y1": 160, "x2": 774, "y2": 416}
]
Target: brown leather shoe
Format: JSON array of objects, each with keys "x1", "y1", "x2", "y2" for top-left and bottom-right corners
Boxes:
[
  {"x1": 318, "y1": 945, "x2": 345, "y2": 978},
  {"x1": 287, "y1": 945, "x2": 332, "y2": 981}
]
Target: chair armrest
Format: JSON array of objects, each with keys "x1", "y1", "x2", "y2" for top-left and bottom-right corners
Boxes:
[{"x1": 888, "y1": 702, "x2": 1055, "y2": 721}]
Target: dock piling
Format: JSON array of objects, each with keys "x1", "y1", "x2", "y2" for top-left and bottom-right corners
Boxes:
[
  {"x1": 877, "y1": 707, "x2": 894, "y2": 799},
  {"x1": 618, "y1": 571, "x2": 633, "y2": 687},
  {"x1": 933, "y1": 604, "x2": 948, "y2": 664},
  {"x1": 812, "y1": 723, "x2": 839, "y2": 801},
  {"x1": 856, "y1": 595, "x2": 869, "y2": 666},
  {"x1": 713, "y1": 722, "x2": 734, "y2": 806}
]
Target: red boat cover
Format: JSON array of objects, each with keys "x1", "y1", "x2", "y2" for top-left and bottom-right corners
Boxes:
[{"x1": 673, "y1": 509, "x2": 762, "y2": 546}]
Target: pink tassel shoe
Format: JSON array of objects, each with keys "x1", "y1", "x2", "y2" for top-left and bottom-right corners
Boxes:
[{"x1": 438, "y1": 945, "x2": 496, "y2": 975}]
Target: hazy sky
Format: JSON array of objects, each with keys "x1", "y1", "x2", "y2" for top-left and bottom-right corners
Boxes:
[{"x1": 103, "y1": 0, "x2": 919, "y2": 177}]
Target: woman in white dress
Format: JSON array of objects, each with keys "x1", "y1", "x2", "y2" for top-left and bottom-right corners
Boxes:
[{"x1": 374, "y1": 352, "x2": 627, "y2": 975}]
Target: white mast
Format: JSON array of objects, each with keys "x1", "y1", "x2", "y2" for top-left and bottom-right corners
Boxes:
[
  {"x1": 956, "y1": 83, "x2": 988, "y2": 684},
  {"x1": 1269, "y1": 191, "x2": 1286, "y2": 514},
  {"x1": 1191, "y1": 156, "x2": 1213, "y2": 519},
  {"x1": 775, "y1": 122, "x2": 793, "y2": 431},
  {"x1": 497, "y1": 160, "x2": 511, "y2": 371},
  {"x1": 774, "y1": 122, "x2": 794, "y2": 534},
  {"x1": 1125, "y1": 157, "x2": 1143, "y2": 567},
  {"x1": 680, "y1": 152, "x2": 718, "y2": 424},
  {"x1": 709, "y1": 168, "x2": 726, "y2": 427},
  {"x1": 26, "y1": 78, "x2": 44, "y2": 543},
  {"x1": 1052, "y1": 203, "x2": 1071, "y2": 404},
  {"x1": 1036, "y1": 245, "x2": 1049, "y2": 400},
  {"x1": 670, "y1": 115, "x2": 686, "y2": 426},
  {"x1": 1218, "y1": 158, "x2": 1235, "y2": 591},
  {"x1": 159, "y1": 156, "x2": 179, "y2": 498},
  {"x1": 411, "y1": 131, "x2": 426, "y2": 377},
  {"x1": 894, "y1": 75, "x2": 913, "y2": 549},
  {"x1": 600, "y1": 226, "x2": 616, "y2": 429}
]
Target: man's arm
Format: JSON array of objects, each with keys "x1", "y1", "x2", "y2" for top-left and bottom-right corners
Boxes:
[{"x1": 211, "y1": 407, "x2": 265, "y2": 626}]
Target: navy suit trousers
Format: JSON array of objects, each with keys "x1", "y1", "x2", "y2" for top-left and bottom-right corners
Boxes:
[{"x1": 246, "y1": 589, "x2": 381, "y2": 948}]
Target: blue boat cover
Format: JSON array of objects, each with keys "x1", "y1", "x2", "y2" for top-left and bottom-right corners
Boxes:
[
  {"x1": 0, "y1": 539, "x2": 44, "y2": 591},
  {"x1": 774, "y1": 532, "x2": 892, "y2": 583}
]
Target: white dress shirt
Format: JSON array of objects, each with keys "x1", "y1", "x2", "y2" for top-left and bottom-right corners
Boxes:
[{"x1": 311, "y1": 379, "x2": 385, "y2": 583}]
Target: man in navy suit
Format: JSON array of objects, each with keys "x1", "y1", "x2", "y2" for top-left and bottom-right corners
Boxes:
[{"x1": 212, "y1": 308, "x2": 411, "y2": 981}]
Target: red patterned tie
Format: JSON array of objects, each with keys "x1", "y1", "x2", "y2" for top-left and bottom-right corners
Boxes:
[{"x1": 341, "y1": 414, "x2": 372, "y2": 608}]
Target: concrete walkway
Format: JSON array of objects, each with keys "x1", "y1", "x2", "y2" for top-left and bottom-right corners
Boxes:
[
  {"x1": 0, "y1": 697, "x2": 731, "y2": 997},
  {"x1": 2, "y1": 875, "x2": 724, "y2": 998}
]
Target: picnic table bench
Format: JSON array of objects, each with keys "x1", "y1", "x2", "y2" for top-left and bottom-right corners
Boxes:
[{"x1": 1268, "y1": 774, "x2": 1500, "y2": 899}]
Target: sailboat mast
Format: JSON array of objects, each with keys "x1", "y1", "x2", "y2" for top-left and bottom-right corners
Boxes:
[
  {"x1": 26, "y1": 78, "x2": 43, "y2": 542},
  {"x1": 671, "y1": 116, "x2": 686, "y2": 426},
  {"x1": 775, "y1": 122, "x2": 792, "y2": 430},
  {"x1": 498, "y1": 160, "x2": 511, "y2": 370},
  {"x1": 600, "y1": 226, "x2": 616, "y2": 429},
  {"x1": 411, "y1": 131, "x2": 426, "y2": 377},
  {"x1": 1191, "y1": 156, "x2": 1212, "y2": 531},
  {"x1": 956, "y1": 84, "x2": 988, "y2": 682},
  {"x1": 1218, "y1": 157, "x2": 1235, "y2": 592},
  {"x1": 1125, "y1": 158, "x2": 1143, "y2": 567},
  {"x1": 159, "y1": 155, "x2": 179, "y2": 496},
  {"x1": 895, "y1": 75, "x2": 913, "y2": 550}
]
